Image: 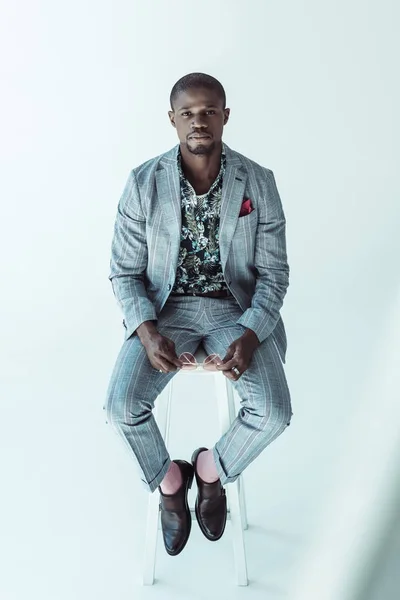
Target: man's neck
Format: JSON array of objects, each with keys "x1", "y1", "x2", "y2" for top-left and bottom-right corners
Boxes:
[{"x1": 179, "y1": 141, "x2": 222, "y2": 184}]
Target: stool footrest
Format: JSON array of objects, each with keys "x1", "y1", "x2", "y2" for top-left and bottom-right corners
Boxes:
[{"x1": 155, "y1": 507, "x2": 246, "y2": 526}]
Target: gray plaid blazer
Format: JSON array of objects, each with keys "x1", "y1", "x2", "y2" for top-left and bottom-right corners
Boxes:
[{"x1": 109, "y1": 143, "x2": 289, "y2": 363}]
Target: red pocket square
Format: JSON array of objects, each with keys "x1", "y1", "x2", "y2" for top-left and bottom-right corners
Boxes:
[{"x1": 239, "y1": 197, "x2": 253, "y2": 217}]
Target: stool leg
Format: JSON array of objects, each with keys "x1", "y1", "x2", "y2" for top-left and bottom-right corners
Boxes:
[
  {"x1": 221, "y1": 380, "x2": 248, "y2": 529},
  {"x1": 226, "y1": 381, "x2": 248, "y2": 529},
  {"x1": 157, "y1": 380, "x2": 173, "y2": 445},
  {"x1": 214, "y1": 375, "x2": 248, "y2": 586},
  {"x1": 143, "y1": 381, "x2": 173, "y2": 585},
  {"x1": 223, "y1": 382, "x2": 248, "y2": 530},
  {"x1": 227, "y1": 479, "x2": 248, "y2": 585},
  {"x1": 143, "y1": 482, "x2": 160, "y2": 585},
  {"x1": 238, "y1": 475, "x2": 248, "y2": 530}
]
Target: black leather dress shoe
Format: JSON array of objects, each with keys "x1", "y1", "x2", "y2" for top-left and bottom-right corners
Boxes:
[
  {"x1": 191, "y1": 447, "x2": 227, "y2": 541},
  {"x1": 158, "y1": 460, "x2": 194, "y2": 556}
]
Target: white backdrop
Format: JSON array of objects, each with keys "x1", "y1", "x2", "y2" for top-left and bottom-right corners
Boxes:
[{"x1": 1, "y1": 1, "x2": 399, "y2": 599}]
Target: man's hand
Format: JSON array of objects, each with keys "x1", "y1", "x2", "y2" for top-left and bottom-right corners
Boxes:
[
  {"x1": 136, "y1": 321, "x2": 183, "y2": 373},
  {"x1": 216, "y1": 328, "x2": 260, "y2": 380}
]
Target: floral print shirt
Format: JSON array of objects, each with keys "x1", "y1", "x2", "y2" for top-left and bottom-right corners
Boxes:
[{"x1": 171, "y1": 146, "x2": 229, "y2": 294}]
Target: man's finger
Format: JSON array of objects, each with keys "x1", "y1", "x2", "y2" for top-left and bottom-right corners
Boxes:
[
  {"x1": 160, "y1": 351, "x2": 183, "y2": 369},
  {"x1": 157, "y1": 357, "x2": 181, "y2": 372},
  {"x1": 217, "y1": 358, "x2": 241, "y2": 371},
  {"x1": 172, "y1": 356, "x2": 184, "y2": 368},
  {"x1": 217, "y1": 348, "x2": 235, "y2": 367},
  {"x1": 163, "y1": 340, "x2": 184, "y2": 368},
  {"x1": 222, "y1": 368, "x2": 240, "y2": 381}
]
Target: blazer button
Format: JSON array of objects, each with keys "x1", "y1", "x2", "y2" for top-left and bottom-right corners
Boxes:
[{"x1": 167, "y1": 284, "x2": 172, "y2": 290}]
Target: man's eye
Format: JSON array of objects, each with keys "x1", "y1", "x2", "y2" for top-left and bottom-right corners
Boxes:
[
  {"x1": 206, "y1": 110, "x2": 216, "y2": 115},
  {"x1": 182, "y1": 112, "x2": 191, "y2": 117}
]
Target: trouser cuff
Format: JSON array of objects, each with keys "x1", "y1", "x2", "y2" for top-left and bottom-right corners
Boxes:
[
  {"x1": 142, "y1": 457, "x2": 172, "y2": 493},
  {"x1": 212, "y1": 446, "x2": 240, "y2": 486}
]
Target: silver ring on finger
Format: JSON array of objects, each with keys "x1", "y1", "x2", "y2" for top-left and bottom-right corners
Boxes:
[
  {"x1": 159, "y1": 369, "x2": 163, "y2": 373},
  {"x1": 231, "y1": 366, "x2": 240, "y2": 376}
]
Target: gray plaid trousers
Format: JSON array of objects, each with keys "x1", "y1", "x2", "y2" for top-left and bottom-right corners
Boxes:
[{"x1": 105, "y1": 294, "x2": 292, "y2": 493}]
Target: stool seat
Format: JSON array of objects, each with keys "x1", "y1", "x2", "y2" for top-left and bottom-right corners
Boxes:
[{"x1": 143, "y1": 350, "x2": 249, "y2": 586}]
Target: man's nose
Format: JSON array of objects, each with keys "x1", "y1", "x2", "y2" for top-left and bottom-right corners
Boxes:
[{"x1": 191, "y1": 116, "x2": 208, "y2": 129}]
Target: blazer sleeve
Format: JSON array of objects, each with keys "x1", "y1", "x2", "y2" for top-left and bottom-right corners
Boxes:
[
  {"x1": 109, "y1": 170, "x2": 157, "y2": 339},
  {"x1": 236, "y1": 170, "x2": 289, "y2": 343}
]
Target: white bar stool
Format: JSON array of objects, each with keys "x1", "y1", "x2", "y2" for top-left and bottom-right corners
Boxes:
[{"x1": 143, "y1": 343, "x2": 248, "y2": 586}]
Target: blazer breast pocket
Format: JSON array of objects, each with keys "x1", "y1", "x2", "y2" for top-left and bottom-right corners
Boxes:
[{"x1": 234, "y1": 209, "x2": 258, "y2": 237}]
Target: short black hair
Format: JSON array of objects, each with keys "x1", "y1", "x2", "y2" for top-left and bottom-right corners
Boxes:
[{"x1": 170, "y1": 73, "x2": 226, "y2": 110}]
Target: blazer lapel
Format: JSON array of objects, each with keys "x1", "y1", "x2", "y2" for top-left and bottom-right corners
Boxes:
[
  {"x1": 156, "y1": 149, "x2": 182, "y2": 265},
  {"x1": 219, "y1": 146, "x2": 247, "y2": 269}
]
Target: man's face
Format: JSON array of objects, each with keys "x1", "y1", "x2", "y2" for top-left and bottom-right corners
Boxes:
[{"x1": 168, "y1": 87, "x2": 230, "y2": 155}]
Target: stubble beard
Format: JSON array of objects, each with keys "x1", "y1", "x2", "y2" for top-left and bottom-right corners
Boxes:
[{"x1": 185, "y1": 139, "x2": 216, "y2": 156}]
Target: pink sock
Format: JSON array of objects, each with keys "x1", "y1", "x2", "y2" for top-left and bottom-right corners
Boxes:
[
  {"x1": 160, "y1": 461, "x2": 182, "y2": 495},
  {"x1": 196, "y1": 449, "x2": 219, "y2": 483}
]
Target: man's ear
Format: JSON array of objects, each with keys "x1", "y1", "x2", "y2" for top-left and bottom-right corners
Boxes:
[
  {"x1": 223, "y1": 108, "x2": 230, "y2": 126},
  {"x1": 168, "y1": 110, "x2": 176, "y2": 128}
]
